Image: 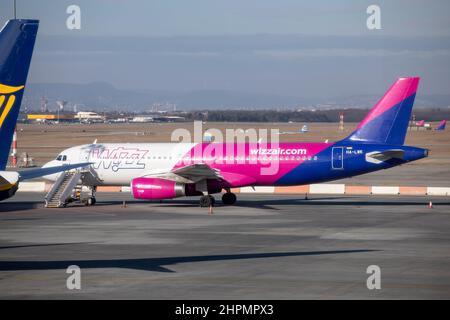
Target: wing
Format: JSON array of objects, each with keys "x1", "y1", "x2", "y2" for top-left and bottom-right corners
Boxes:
[
  {"x1": 142, "y1": 163, "x2": 222, "y2": 183},
  {"x1": 365, "y1": 150, "x2": 404, "y2": 164},
  {"x1": 18, "y1": 162, "x2": 92, "y2": 181}
]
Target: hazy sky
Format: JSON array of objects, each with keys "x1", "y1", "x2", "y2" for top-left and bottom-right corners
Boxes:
[{"x1": 1, "y1": 0, "x2": 450, "y2": 99}]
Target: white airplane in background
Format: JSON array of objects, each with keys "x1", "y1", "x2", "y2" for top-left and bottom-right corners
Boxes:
[{"x1": 277, "y1": 125, "x2": 308, "y2": 135}]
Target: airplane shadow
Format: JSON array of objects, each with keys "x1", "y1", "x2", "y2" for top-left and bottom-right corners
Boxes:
[
  {"x1": 0, "y1": 249, "x2": 377, "y2": 273},
  {"x1": 99, "y1": 197, "x2": 450, "y2": 210},
  {"x1": 0, "y1": 242, "x2": 94, "y2": 250},
  {"x1": 3, "y1": 197, "x2": 448, "y2": 212},
  {"x1": 0, "y1": 202, "x2": 40, "y2": 213},
  {"x1": 230, "y1": 198, "x2": 450, "y2": 208}
]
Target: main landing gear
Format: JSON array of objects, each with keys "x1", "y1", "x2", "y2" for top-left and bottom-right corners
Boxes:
[
  {"x1": 222, "y1": 191, "x2": 237, "y2": 205},
  {"x1": 200, "y1": 195, "x2": 215, "y2": 207},
  {"x1": 198, "y1": 190, "x2": 237, "y2": 207}
]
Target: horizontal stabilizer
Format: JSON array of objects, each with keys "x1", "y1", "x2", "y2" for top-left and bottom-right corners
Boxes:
[{"x1": 365, "y1": 150, "x2": 404, "y2": 164}]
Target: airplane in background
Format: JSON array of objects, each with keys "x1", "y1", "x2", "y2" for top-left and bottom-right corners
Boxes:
[
  {"x1": 0, "y1": 19, "x2": 89, "y2": 201},
  {"x1": 415, "y1": 120, "x2": 425, "y2": 127},
  {"x1": 44, "y1": 77, "x2": 428, "y2": 207},
  {"x1": 435, "y1": 120, "x2": 446, "y2": 131},
  {"x1": 277, "y1": 124, "x2": 308, "y2": 135}
]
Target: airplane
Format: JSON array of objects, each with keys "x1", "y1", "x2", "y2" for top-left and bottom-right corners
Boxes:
[
  {"x1": 415, "y1": 120, "x2": 425, "y2": 127},
  {"x1": 0, "y1": 19, "x2": 89, "y2": 201},
  {"x1": 43, "y1": 77, "x2": 428, "y2": 207},
  {"x1": 277, "y1": 124, "x2": 308, "y2": 135},
  {"x1": 435, "y1": 120, "x2": 446, "y2": 131}
]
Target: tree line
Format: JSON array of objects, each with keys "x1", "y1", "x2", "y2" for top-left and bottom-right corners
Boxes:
[{"x1": 178, "y1": 109, "x2": 450, "y2": 123}]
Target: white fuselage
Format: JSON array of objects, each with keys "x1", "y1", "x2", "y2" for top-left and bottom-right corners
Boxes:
[{"x1": 44, "y1": 143, "x2": 196, "y2": 186}]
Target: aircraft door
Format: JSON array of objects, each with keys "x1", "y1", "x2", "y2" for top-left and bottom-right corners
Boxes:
[{"x1": 332, "y1": 147, "x2": 344, "y2": 169}]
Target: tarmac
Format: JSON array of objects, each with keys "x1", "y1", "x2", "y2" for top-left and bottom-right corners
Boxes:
[{"x1": 0, "y1": 192, "x2": 449, "y2": 299}]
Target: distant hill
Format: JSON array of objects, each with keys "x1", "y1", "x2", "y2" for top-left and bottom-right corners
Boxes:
[
  {"x1": 22, "y1": 82, "x2": 450, "y2": 112},
  {"x1": 23, "y1": 82, "x2": 175, "y2": 111}
]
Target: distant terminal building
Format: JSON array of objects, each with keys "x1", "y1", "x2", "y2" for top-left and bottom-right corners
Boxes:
[
  {"x1": 109, "y1": 117, "x2": 128, "y2": 123},
  {"x1": 24, "y1": 112, "x2": 185, "y2": 124},
  {"x1": 152, "y1": 115, "x2": 185, "y2": 122},
  {"x1": 74, "y1": 111, "x2": 105, "y2": 123},
  {"x1": 27, "y1": 114, "x2": 74, "y2": 122},
  {"x1": 130, "y1": 116, "x2": 154, "y2": 123}
]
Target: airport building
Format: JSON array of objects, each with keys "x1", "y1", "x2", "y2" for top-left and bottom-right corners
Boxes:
[
  {"x1": 74, "y1": 111, "x2": 105, "y2": 123},
  {"x1": 26, "y1": 114, "x2": 75, "y2": 122},
  {"x1": 130, "y1": 116, "x2": 154, "y2": 123}
]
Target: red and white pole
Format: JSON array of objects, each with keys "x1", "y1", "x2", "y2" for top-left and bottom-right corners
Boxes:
[
  {"x1": 339, "y1": 113, "x2": 345, "y2": 131},
  {"x1": 11, "y1": 128, "x2": 17, "y2": 167}
]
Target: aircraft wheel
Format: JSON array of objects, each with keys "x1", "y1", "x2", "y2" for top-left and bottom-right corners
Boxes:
[
  {"x1": 87, "y1": 197, "x2": 96, "y2": 206},
  {"x1": 200, "y1": 195, "x2": 215, "y2": 207},
  {"x1": 222, "y1": 192, "x2": 237, "y2": 205}
]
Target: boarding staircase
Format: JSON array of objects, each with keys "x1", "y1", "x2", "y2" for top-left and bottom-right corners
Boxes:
[{"x1": 45, "y1": 171, "x2": 82, "y2": 208}]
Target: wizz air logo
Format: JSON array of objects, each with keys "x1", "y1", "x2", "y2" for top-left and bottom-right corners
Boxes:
[
  {"x1": 90, "y1": 147, "x2": 149, "y2": 172},
  {"x1": 0, "y1": 84, "x2": 24, "y2": 128},
  {"x1": 250, "y1": 148, "x2": 308, "y2": 156}
]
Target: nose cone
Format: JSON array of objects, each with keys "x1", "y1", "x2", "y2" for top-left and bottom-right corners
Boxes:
[
  {"x1": 42, "y1": 160, "x2": 61, "y2": 169},
  {"x1": 41, "y1": 161, "x2": 52, "y2": 169}
]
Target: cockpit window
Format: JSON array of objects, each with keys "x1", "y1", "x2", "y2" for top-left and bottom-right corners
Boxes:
[
  {"x1": 56, "y1": 155, "x2": 67, "y2": 161},
  {"x1": 62, "y1": 155, "x2": 67, "y2": 161}
]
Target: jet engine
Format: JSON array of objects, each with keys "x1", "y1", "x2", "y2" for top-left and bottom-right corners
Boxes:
[
  {"x1": 131, "y1": 177, "x2": 186, "y2": 200},
  {"x1": 0, "y1": 171, "x2": 19, "y2": 201}
]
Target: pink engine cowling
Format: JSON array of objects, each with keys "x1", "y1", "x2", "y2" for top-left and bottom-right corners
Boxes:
[{"x1": 131, "y1": 177, "x2": 185, "y2": 200}]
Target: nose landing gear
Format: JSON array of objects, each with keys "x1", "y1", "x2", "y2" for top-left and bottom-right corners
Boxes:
[
  {"x1": 84, "y1": 186, "x2": 97, "y2": 206},
  {"x1": 86, "y1": 196, "x2": 96, "y2": 206}
]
